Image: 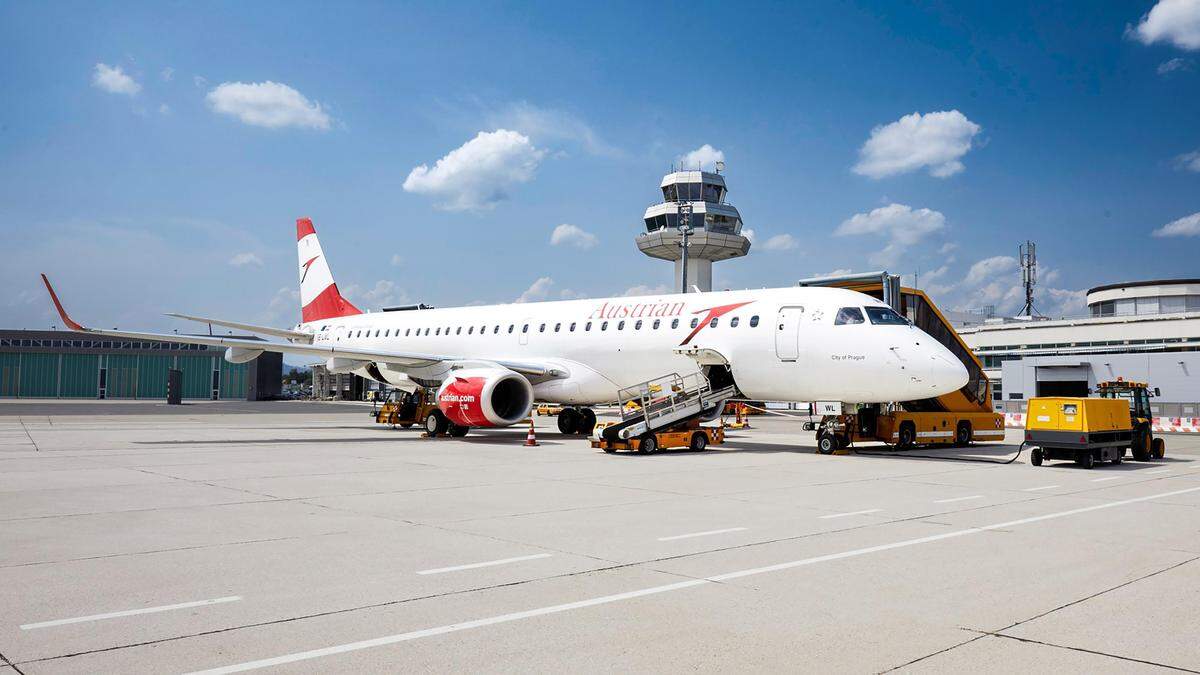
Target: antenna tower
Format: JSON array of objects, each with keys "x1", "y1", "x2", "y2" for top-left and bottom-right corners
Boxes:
[{"x1": 1019, "y1": 240, "x2": 1039, "y2": 317}]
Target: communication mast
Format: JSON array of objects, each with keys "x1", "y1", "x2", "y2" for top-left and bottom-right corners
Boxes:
[{"x1": 1019, "y1": 240, "x2": 1039, "y2": 317}]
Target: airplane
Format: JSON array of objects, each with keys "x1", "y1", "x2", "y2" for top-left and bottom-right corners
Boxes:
[{"x1": 41, "y1": 217, "x2": 969, "y2": 438}]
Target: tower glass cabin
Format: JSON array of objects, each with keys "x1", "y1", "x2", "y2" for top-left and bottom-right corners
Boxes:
[{"x1": 635, "y1": 170, "x2": 750, "y2": 292}]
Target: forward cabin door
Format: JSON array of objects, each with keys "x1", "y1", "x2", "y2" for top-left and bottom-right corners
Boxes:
[{"x1": 774, "y1": 306, "x2": 804, "y2": 361}]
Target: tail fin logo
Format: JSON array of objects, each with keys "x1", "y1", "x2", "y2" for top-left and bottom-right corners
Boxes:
[
  {"x1": 300, "y1": 255, "x2": 320, "y2": 283},
  {"x1": 679, "y1": 301, "x2": 754, "y2": 346}
]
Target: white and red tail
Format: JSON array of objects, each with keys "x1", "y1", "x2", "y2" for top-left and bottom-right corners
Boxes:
[{"x1": 296, "y1": 217, "x2": 361, "y2": 323}]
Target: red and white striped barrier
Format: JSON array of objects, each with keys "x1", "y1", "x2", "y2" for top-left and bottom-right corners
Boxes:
[{"x1": 1006, "y1": 412, "x2": 1200, "y2": 433}]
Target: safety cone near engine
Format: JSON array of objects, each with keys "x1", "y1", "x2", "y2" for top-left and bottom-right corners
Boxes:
[{"x1": 524, "y1": 418, "x2": 539, "y2": 447}]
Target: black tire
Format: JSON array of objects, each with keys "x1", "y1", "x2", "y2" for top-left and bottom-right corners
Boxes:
[
  {"x1": 578, "y1": 408, "x2": 597, "y2": 435},
  {"x1": 817, "y1": 434, "x2": 838, "y2": 455},
  {"x1": 557, "y1": 408, "x2": 579, "y2": 435},
  {"x1": 1077, "y1": 451, "x2": 1095, "y2": 470},
  {"x1": 602, "y1": 447, "x2": 616, "y2": 454},
  {"x1": 639, "y1": 434, "x2": 658, "y2": 454},
  {"x1": 1152, "y1": 437, "x2": 1165, "y2": 460},
  {"x1": 690, "y1": 432, "x2": 708, "y2": 451},
  {"x1": 1111, "y1": 451, "x2": 1122, "y2": 465},
  {"x1": 955, "y1": 422, "x2": 972, "y2": 447},
  {"x1": 448, "y1": 424, "x2": 469, "y2": 437},
  {"x1": 1132, "y1": 430, "x2": 1151, "y2": 461},
  {"x1": 400, "y1": 423, "x2": 413, "y2": 429},
  {"x1": 1031, "y1": 447, "x2": 1044, "y2": 466},
  {"x1": 897, "y1": 424, "x2": 916, "y2": 450},
  {"x1": 424, "y1": 411, "x2": 448, "y2": 437}
]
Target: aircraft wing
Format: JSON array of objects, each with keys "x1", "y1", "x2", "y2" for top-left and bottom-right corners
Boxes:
[
  {"x1": 165, "y1": 313, "x2": 315, "y2": 343},
  {"x1": 41, "y1": 275, "x2": 566, "y2": 379}
]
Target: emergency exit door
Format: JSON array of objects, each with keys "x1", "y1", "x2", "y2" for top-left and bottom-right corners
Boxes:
[{"x1": 775, "y1": 306, "x2": 804, "y2": 360}]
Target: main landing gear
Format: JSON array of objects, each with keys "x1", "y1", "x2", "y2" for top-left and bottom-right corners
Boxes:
[
  {"x1": 556, "y1": 407, "x2": 597, "y2": 436},
  {"x1": 423, "y1": 410, "x2": 469, "y2": 438}
]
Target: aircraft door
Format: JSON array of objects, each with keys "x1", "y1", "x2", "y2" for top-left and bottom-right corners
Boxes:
[{"x1": 774, "y1": 306, "x2": 804, "y2": 361}]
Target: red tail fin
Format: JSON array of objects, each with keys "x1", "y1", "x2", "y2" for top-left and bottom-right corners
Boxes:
[{"x1": 296, "y1": 217, "x2": 362, "y2": 323}]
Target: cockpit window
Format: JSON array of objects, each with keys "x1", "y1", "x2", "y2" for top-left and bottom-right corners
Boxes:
[
  {"x1": 834, "y1": 307, "x2": 865, "y2": 325},
  {"x1": 864, "y1": 306, "x2": 908, "y2": 326}
]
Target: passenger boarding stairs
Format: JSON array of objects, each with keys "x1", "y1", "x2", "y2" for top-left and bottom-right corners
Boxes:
[{"x1": 601, "y1": 372, "x2": 735, "y2": 442}]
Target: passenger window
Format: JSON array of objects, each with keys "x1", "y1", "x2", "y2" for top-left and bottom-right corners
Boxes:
[
  {"x1": 864, "y1": 306, "x2": 909, "y2": 326},
  {"x1": 456, "y1": 327, "x2": 461, "y2": 335},
  {"x1": 749, "y1": 315, "x2": 759, "y2": 327},
  {"x1": 672, "y1": 318, "x2": 680, "y2": 329},
  {"x1": 730, "y1": 317, "x2": 739, "y2": 327},
  {"x1": 480, "y1": 325, "x2": 485, "y2": 334},
  {"x1": 570, "y1": 322, "x2": 576, "y2": 332},
  {"x1": 710, "y1": 318, "x2": 718, "y2": 328},
  {"x1": 508, "y1": 325, "x2": 514, "y2": 333},
  {"x1": 635, "y1": 320, "x2": 642, "y2": 330},
  {"x1": 493, "y1": 326, "x2": 499, "y2": 334},
  {"x1": 554, "y1": 323, "x2": 561, "y2": 332},
  {"x1": 585, "y1": 321, "x2": 592, "y2": 331},
  {"x1": 468, "y1": 326, "x2": 473, "y2": 335},
  {"x1": 375, "y1": 330, "x2": 380, "y2": 337},
  {"x1": 618, "y1": 320, "x2": 625, "y2": 330},
  {"x1": 652, "y1": 319, "x2": 660, "y2": 329},
  {"x1": 435, "y1": 328, "x2": 441, "y2": 336},
  {"x1": 523, "y1": 324, "x2": 529, "y2": 333},
  {"x1": 539, "y1": 323, "x2": 546, "y2": 332},
  {"x1": 405, "y1": 329, "x2": 410, "y2": 337},
  {"x1": 690, "y1": 318, "x2": 699, "y2": 329},
  {"x1": 834, "y1": 307, "x2": 866, "y2": 325},
  {"x1": 601, "y1": 321, "x2": 608, "y2": 331}
]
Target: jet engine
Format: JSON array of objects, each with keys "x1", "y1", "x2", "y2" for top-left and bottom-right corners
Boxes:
[{"x1": 436, "y1": 367, "x2": 533, "y2": 427}]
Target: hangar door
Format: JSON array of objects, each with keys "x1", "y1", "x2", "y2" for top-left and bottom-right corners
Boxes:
[{"x1": 1035, "y1": 365, "x2": 1089, "y2": 398}]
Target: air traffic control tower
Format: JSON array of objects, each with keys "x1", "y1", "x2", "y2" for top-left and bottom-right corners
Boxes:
[{"x1": 635, "y1": 166, "x2": 750, "y2": 292}]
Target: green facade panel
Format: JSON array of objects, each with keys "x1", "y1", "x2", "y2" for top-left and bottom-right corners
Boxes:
[
  {"x1": 19, "y1": 353, "x2": 59, "y2": 398},
  {"x1": 219, "y1": 360, "x2": 248, "y2": 399},
  {"x1": 137, "y1": 355, "x2": 171, "y2": 399},
  {"x1": 179, "y1": 355, "x2": 214, "y2": 399},
  {"x1": 60, "y1": 354, "x2": 99, "y2": 398},
  {"x1": 0, "y1": 353, "x2": 19, "y2": 397},
  {"x1": 106, "y1": 354, "x2": 139, "y2": 398}
]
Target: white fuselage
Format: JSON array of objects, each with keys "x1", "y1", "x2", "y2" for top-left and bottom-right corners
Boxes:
[{"x1": 300, "y1": 286, "x2": 968, "y2": 405}]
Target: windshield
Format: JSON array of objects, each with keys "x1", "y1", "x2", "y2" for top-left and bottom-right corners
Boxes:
[
  {"x1": 834, "y1": 307, "x2": 865, "y2": 325},
  {"x1": 865, "y1": 306, "x2": 908, "y2": 326}
]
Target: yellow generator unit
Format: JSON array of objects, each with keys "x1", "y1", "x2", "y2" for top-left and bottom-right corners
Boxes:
[{"x1": 1024, "y1": 397, "x2": 1133, "y2": 469}]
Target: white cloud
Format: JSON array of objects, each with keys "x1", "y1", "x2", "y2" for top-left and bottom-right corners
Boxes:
[
  {"x1": 92, "y1": 63, "x2": 141, "y2": 96},
  {"x1": 741, "y1": 228, "x2": 756, "y2": 244},
  {"x1": 811, "y1": 269, "x2": 853, "y2": 278},
  {"x1": 489, "y1": 102, "x2": 619, "y2": 157},
  {"x1": 763, "y1": 234, "x2": 798, "y2": 251},
  {"x1": 206, "y1": 81, "x2": 332, "y2": 130},
  {"x1": 964, "y1": 256, "x2": 1017, "y2": 286},
  {"x1": 343, "y1": 280, "x2": 408, "y2": 308},
  {"x1": 853, "y1": 110, "x2": 981, "y2": 179},
  {"x1": 559, "y1": 288, "x2": 587, "y2": 300},
  {"x1": 193, "y1": 75, "x2": 208, "y2": 89},
  {"x1": 1174, "y1": 149, "x2": 1200, "y2": 172},
  {"x1": 623, "y1": 284, "x2": 672, "y2": 297},
  {"x1": 515, "y1": 276, "x2": 555, "y2": 303},
  {"x1": 1153, "y1": 211, "x2": 1200, "y2": 237},
  {"x1": 938, "y1": 242, "x2": 958, "y2": 255},
  {"x1": 390, "y1": 254, "x2": 404, "y2": 266},
  {"x1": 834, "y1": 203, "x2": 947, "y2": 265},
  {"x1": 1158, "y1": 57, "x2": 1193, "y2": 74},
  {"x1": 403, "y1": 130, "x2": 545, "y2": 211},
  {"x1": 550, "y1": 223, "x2": 598, "y2": 249},
  {"x1": 1130, "y1": 0, "x2": 1200, "y2": 50},
  {"x1": 228, "y1": 252, "x2": 263, "y2": 267},
  {"x1": 265, "y1": 286, "x2": 300, "y2": 321},
  {"x1": 678, "y1": 144, "x2": 725, "y2": 171},
  {"x1": 158, "y1": 103, "x2": 170, "y2": 115},
  {"x1": 160, "y1": 66, "x2": 175, "y2": 82}
]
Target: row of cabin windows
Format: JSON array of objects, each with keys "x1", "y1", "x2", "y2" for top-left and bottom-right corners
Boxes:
[{"x1": 337, "y1": 315, "x2": 762, "y2": 340}]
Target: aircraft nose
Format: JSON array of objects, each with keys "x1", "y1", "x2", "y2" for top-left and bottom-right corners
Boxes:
[{"x1": 929, "y1": 348, "x2": 969, "y2": 395}]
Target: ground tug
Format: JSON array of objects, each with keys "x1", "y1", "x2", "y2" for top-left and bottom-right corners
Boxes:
[{"x1": 1025, "y1": 379, "x2": 1165, "y2": 468}]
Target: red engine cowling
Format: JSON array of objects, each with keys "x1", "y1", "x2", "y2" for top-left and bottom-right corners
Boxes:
[{"x1": 436, "y1": 368, "x2": 534, "y2": 427}]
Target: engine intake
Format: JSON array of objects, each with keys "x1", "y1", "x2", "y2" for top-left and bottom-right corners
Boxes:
[{"x1": 436, "y1": 367, "x2": 533, "y2": 427}]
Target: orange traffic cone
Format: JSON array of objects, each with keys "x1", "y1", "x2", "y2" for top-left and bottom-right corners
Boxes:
[{"x1": 524, "y1": 418, "x2": 539, "y2": 446}]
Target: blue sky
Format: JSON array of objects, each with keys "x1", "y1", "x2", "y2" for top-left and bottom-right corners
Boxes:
[{"x1": 2, "y1": 0, "x2": 1198, "y2": 333}]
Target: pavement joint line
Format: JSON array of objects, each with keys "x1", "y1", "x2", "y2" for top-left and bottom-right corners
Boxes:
[
  {"x1": 20, "y1": 596, "x2": 242, "y2": 630},
  {"x1": 932, "y1": 495, "x2": 983, "y2": 503},
  {"x1": 416, "y1": 554, "x2": 554, "y2": 575},
  {"x1": 819, "y1": 508, "x2": 882, "y2": 519},
  {"x1": 977, "y1": 631, "x2": 1200, "y2": 674},
  {"x1": 657, "y1": 527, "x2": 749, "y2": 541},
  {"x1": 1022, "y1": 484, "x2": 1060, "y2": 491},
  {"x1": 183, "y1": 484, "x2": 1200, "y2": 675}
]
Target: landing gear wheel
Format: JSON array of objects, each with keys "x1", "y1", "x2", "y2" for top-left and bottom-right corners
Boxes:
[
  {"x1": 897, "y1": 424, "x2": 916, "y2": 450},
  {"x1": 1031, "y1": 447, "x2": 1044, "y2": 466},
  {"x1": 1077, "y1": 451, "x2": 1095, "y2": 470},
  {"x1": 1152, "y1": 437, "x2": 1165, "y2": 460},
  {"x1": 424, "y1": 411, "x2": 448, "y2": 437},
  {"x1": 955, "y1": 422, "x2": 972, "y2": 447},
  {"x1": 448, "y1": 424, "x2": 469, "y2": 437},
  {"x1": 639, "y1": 434, "x2": 658, "y2": 454},
  {"x1": 578, "y1": 408, "x2": 597, "y2": 436},
  {"x1": 817, "y1": 434, "x2": 838, "y2": 455},
  {"x1": 690, "y1": 432, "x2": 708, "y2": 452},
  {"x1": 557, "y1": 408, "x2": 579, "y2": 435}
]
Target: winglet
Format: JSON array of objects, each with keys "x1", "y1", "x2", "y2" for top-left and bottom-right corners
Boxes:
[{"x1": 40, "y1": 274, "x2": 87, "y2": 332}]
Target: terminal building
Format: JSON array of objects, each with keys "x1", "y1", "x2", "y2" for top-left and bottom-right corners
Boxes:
[
  {"x1": 0, "y1": 330, "x2": 281, "y2": 400},
  {"x1": 956, "y1": 279, "x2": 1200, "y2": 419}
]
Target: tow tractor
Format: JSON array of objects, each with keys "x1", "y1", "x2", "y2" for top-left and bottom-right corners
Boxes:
[
  {"x1": 373, "y1": 387, "x2": 463, "y2": 436},
  {"x1": 591, "y1": 372, "x2": 732, "y2": 454},
  {"x1": 1096, "y1": 378, "x2": 1166, "y2": 461}
]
